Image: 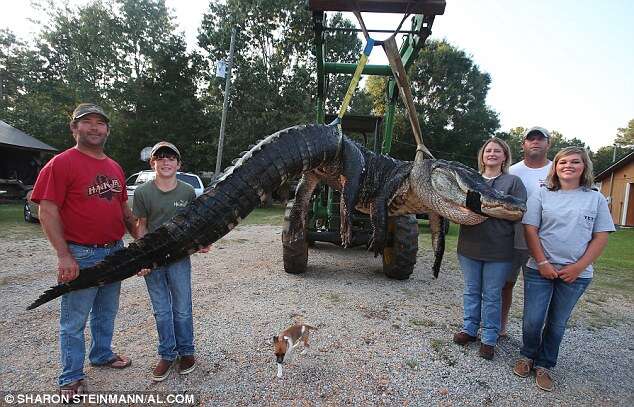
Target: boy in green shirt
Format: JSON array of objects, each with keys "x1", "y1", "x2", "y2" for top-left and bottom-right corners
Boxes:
[{"x1": 134, "y1": 141, "x2": 208, "y2": 381}]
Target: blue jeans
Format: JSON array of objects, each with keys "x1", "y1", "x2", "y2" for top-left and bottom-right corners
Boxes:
[
  {"x1": 521, "y1": 267, "x2": 591, "y2": 369},
  {"x1": 144, "y1": 257, "x2": 194, "y2": 361},
  {"x1": 458, "y1": 254, "x2": 512, "y2": 345},
  {"x1": 59, "y1": 241, "x2": 124, "y2": 386}
]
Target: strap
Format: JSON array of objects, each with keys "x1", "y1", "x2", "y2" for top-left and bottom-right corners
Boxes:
[
  {"x1": 336, "y1": 38, "x2": 375, "y2": 133},
  {"x1": 383, "y1": 36, "x2": 433, "y2": 160}
]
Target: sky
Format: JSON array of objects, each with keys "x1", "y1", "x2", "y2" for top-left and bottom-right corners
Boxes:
[{"x1": 1, "y1": 0, "x2": 632, "y2": 150}]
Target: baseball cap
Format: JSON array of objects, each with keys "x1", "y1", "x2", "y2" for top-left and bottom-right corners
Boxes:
[
  {"x1": 72, "y1": 103, "x2": 110, "y2": 123},
  {"x1": 523, "y1": 126, "x2": 550, "y2": 139},
  {"x1": 150, "y1": 141, "x2": 181, "y2": 159}
]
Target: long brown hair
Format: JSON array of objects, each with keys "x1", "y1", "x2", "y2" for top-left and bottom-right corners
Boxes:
[
  {"x1": 477, "y1": 137, "x2": 512, "y2": 174},
  {"x1": 547, "y1": 147, "x2": 594, "y2": 190}
]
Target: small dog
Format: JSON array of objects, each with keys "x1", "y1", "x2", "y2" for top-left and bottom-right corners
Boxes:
[{"x1": 273, "y1": 323, "x2": 317, "y2": 378}]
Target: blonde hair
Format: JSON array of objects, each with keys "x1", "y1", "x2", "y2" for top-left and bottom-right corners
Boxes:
[
  {"x1": 547, "y1": 147, "x2": 594, "y2": 190},
  {"x1": 477, "y1": 137, "x2": 512, "y2": 174}
]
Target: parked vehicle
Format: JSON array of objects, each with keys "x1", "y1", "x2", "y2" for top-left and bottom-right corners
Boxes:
[
  {"x1": 24, "y1": 189, "x2": 38, "y2": 223},
  {"x1": 23, "y1": 170, "x2": 205, "y2": 222}
]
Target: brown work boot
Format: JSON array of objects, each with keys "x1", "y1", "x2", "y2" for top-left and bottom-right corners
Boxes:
[
  {"x1": 479, "y1": 344, "x2": 494, "y2": 360},
  {"x1": 453, "y1": 331, "x2": 477, "y2": 345},
  {"x1": 513, "y1": 358, "x2": 533, "y2": 378},
  {"x1": 179, "y1": 355, "x2": 196, "y2": 375},
  {"x1": 152, "y1": 359, "x2": 174, "y2": 382},
  {"x1": 535, "y1": 367, "x2": 554, "y2": 392}
]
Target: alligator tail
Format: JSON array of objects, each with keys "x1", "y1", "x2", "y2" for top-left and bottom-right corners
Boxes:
[{"x1": 28, "y1": 124, "x2": 341, "y2": 310}]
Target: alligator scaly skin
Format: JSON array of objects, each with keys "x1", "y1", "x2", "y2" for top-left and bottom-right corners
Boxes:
[{"x1": 28, "y1": 124, "x2": 341, "y2": 309}]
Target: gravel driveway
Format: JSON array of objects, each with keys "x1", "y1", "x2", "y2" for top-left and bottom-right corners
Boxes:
[{"x1": 1, "y1": 224, "x2": 632, "y2": 406}]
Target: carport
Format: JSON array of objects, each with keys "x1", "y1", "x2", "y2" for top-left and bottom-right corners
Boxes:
[{"x1": 0, "y1": 120, "x2": 57, "y2": 198}]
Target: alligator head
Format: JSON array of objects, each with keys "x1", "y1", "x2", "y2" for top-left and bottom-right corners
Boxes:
[{"x1": 411, "y1": 159, "x2": 526, "y2": 225}]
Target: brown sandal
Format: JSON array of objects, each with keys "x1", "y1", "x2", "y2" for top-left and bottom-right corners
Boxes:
[{"x1": 92, "y1": 354, "x2": 131, "y2": 369}]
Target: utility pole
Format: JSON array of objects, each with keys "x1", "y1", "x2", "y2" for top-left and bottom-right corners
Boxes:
[
  {"x1": 608, "y1": 144, "x2": 617, "y2": 212},
  {"x1": 215, "y1": 28, "x2": 236, "y2": 176},
  {"x1": 0, "y1": 71, "x2": 4, "y2": 114},
  {"x1": 612, "y1": 144, "x2": 617, "y2": 162}
]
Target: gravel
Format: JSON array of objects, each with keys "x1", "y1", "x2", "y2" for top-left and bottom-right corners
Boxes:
[{"x1": 1, "y1": 224, "x2": 632, "y2": 406}]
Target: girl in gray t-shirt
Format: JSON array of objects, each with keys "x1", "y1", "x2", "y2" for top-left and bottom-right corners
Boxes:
[{"x1": 514, "y1": 147, "x2": 615, "y2": 392}]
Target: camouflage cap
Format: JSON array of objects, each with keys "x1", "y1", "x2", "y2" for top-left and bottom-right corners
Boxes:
[
  {"x1": 72, "y1": 103, "x2": 110, "y2": 123},
  {"x1": 150, "y1": 141, "x2": 181, "y2": 159}
]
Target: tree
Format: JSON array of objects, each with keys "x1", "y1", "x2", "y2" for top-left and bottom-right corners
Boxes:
[
  {"x1": 197, "y1": 1, "x2": 361, "y2": 170},
  {"x1": 378, "y1": 40, "x2": 500, "y2": 165},
  {"x1": 615, "y1": 119, "x2": 634, "y2": 147},
  {"x1": 591, "y1": 145, "x2": 632, "y2": 174},
  {"x1": 496, "y1": 127, "x2": 587, "y2": 165},
  {"x1": 548, "y1": 130, "x2": 587, "y2": 158},
  {"x1": 1, "y1": 0, "x2": 212, "y2": 173}
]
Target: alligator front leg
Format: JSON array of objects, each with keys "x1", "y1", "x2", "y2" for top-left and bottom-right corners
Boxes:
[
  {"x1": 282, "y1": 172, "x2": 320, "y2": 275},
  {"x1": 369, "y1": 163, "x2": 413, "y2": 256},
  {"x1": 428, "y1": 212, "x2": 448, "y2": 278},
  {"x1": 339, "y1": 142, "x2": 365, "y2": 247},
  {"x1": 368, "y1": 193, "x2": 387, "y2": 257},
  {"x1": 284, "y1": 173, "x2": 320, "y2": 244}
]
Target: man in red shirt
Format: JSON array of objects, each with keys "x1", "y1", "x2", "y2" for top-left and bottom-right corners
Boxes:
[{"x1": 31, "y1": 103, "x2": 138, "y2": 396}]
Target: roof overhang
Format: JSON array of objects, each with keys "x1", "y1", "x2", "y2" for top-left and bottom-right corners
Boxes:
[
  {"x1": 0, "y1": 120, "x2": 57, "y2": 153},
  {"x1": 594, "y1": 150, "x2": 634, "y2": 181}
]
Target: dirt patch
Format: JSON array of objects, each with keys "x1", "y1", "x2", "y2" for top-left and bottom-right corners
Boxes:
[{"x1": 1, "y1": 224, "x2": 632, "y2": 406}]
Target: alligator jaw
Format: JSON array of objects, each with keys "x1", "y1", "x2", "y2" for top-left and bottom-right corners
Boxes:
[
  {"x1": 480, "y1": 200, "x2": 525, "y2": 221},
  {"x1": 464, "y1": 190, "x2": 524, "y2": 221}
]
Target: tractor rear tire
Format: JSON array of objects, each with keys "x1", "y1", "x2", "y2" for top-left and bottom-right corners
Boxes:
[
  {"x1": 282, "y1": 200, "x2": 308, "y2": 274},
  {"x1": 382, "y1": 215, "x2": 419, "y2": 280}
]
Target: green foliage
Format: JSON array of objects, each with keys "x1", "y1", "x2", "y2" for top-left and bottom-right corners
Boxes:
[
  {"x1": 8, "y1": 0, "x2": 613, "y2": 180},
  {"x1": 496, "y1": 126, "x2": 589, "y2": 166},
  {"x1": 591, "y1": 145, "x2": 632, "y2": 175},
  {"x1": 1, "y1": 0, "x2": 211, "y2": 173},
  {"x1": 386, "y1": 40, "x2": 500, "y2": 165},
  {"x1": 615, "y1": 119, "x2": 634, "y2": 147},
  {"x1": 197, "y1": 1, "x2": 360, "y2": 171}
]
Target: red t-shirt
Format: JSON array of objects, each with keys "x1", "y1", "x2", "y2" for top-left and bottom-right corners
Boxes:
[{"x1": 31, "y1": 148, "x2": 128, "y2": 245}]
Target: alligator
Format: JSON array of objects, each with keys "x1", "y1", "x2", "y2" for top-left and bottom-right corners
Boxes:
[{"x1": 28, "y1": 124, "x2": 525, "y2": 310}]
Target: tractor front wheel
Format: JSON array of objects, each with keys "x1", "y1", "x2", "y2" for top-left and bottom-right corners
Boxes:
[{"x1": 382, "y1": 215, "x2": 419, "y2": 280}]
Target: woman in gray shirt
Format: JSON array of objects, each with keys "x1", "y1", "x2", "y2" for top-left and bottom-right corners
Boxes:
[
  {"x1": 453, "y1": 138, "x2": 527, "y2": 360},
  {"x1": 513, "y1": 147, "x2": 615, "y2": 392}
]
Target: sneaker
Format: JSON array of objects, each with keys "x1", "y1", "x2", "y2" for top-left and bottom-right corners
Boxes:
[
  {"x1": 535, "y1": 367, "x2": 554, "y2": 392},
  {"x1": 479, "y1": 344, "x2": 494, "y2": 360},
  {"x1": 453, "y1": 331, "x2": 477, "y2": 345},
  {"x1": 179, "y1": 355, "x2": 196, "y2": 375},
  {"x1": 513, "y1": 358, "x2": 533, "y2": 378},
  {"x1": 152, "y1": 359, "x2": 174, "y2": 382}
]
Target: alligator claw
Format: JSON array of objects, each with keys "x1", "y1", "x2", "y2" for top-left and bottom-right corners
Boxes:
[
  {"x1": 340, "y1": 218, "x2": 353, "y2": 248},
  {"x1": 367, "y1": 234, "x2": 384, "y2": 257}
]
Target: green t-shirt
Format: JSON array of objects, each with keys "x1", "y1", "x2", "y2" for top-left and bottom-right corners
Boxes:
[{"x1": 133, "y1": 180, "x2": 196, "y2": 233}]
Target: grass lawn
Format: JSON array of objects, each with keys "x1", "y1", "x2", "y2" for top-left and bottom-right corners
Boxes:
[
  {"x1": 593, "y1": 227, "x2": 634, "y2": 297},
  {"x1": 3, "y1": 201, "x2": 631, "y2": 298},
  {"x1": 419, "y1": 221, "x2": 633, "y2": 299},
  {"x1": 241, "y1": 205, "x2": 286, "y2": 226},
  {"x1": 0, "y1": 202, "x2": 43, "y2": 240}
]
